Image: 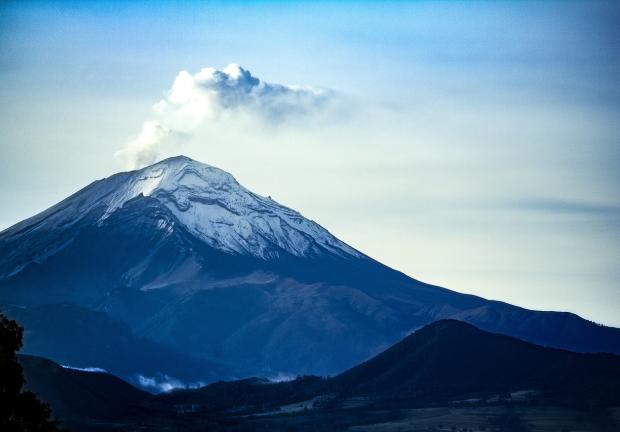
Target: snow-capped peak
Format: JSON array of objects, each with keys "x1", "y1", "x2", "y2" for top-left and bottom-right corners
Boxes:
[
  {"x1": 100, "y1": 156, "x2": 360, "y2": 260},
  {"x1": 102, "y1": 155, "x2": 238, "y2": 217}
]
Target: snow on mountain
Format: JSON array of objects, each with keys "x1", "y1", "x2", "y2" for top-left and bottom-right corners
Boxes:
[
  {"x1": 7, "y1": 156, "x2": 360, "y2": 262},
  {"x1": 108, "y1": 156, "x2": 361, "y2": 259}
]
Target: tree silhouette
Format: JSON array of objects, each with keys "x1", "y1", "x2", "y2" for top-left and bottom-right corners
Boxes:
[{"x1": 0, "y1": 312, "x2": 62, "y2": 431}]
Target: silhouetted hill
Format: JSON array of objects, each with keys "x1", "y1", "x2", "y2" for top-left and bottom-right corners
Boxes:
[
  {"x1": 329, "y1": 319, "x2": 620, "y2": 407},
  {"x1": 19, "y1": 355, "x2": 150, "y2": 421}
]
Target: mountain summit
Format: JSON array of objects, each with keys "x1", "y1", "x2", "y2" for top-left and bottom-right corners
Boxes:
[
  {"x1": 100, "y1": 156, "x2": 360, "y2": 260},
  {"x1": 2, "y1": 156, "x2": 358, "y2": 275},
  {"x1": 1, "y1": 156, "x2": 619, "y2": 383}
]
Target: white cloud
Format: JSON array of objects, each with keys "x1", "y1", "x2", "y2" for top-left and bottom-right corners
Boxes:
[
  {"x1": 135, "y1": 373, "x2": 205, "y2": 393},
  {"x1": 115, "y1": 64, "x2": 333, "y2": 169},
  {"x1": 61, "y1": 365, "x2": 107, "y2": 373},
  {"x1": 267, "y1": 372, "x2": 297, "y2": 383}
]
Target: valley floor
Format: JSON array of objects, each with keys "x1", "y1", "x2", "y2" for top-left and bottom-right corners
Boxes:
[
  {"x1": 346, "y1": 406, "x2": 620, "y2": 432},
  {"x1": 62, "y1": 404, "x2": 620, "y2": 432}
]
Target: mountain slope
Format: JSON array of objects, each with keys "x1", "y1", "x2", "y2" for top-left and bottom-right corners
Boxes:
[
  {"x1": 1, "y1": 156, "x2": 619, "y2": 381},
  {"x1": 7, "y1": 303, "x2": 237, "y2": 385}
]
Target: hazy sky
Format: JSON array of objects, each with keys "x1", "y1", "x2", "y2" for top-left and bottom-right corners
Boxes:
[{"x1": 1, "y1": 1, "x2": 619, "y2": 326}]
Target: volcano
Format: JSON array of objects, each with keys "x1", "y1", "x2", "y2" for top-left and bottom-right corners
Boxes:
[{"x1": 1, "y1": 156, "x2": 618, "y2": 384}]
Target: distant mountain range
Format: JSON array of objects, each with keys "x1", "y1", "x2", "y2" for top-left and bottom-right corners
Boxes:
[
  {"x1": 20, "y1": 320, "x2": 620, "y2": 431},
  {"x1": 2, "y1": 156, "x2": 619, "y2": 385}
]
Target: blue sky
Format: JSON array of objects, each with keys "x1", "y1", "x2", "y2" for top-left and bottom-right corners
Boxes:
[{"x1": 1, "y1": 0, "x2": 619, "y2": 325}]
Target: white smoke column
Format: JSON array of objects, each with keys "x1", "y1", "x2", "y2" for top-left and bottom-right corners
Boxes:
[
  {"x1": 117, "y1": 120, "x2": 171, "y2": 171},
  {"x1": 115, "y1": 64, "x2": 333, "y2": 169}
]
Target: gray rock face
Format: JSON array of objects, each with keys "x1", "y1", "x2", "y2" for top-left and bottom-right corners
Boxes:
[{"x1": 1, "y1": 156, "x2": 619, "y2": 384}]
